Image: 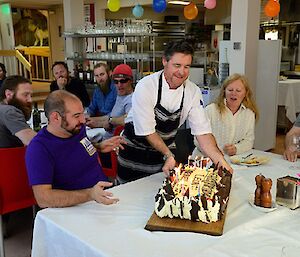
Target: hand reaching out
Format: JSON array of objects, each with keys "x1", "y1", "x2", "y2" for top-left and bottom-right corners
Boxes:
[{"x1": 90, "y1": 181, "x2": 119, "y2": 205}]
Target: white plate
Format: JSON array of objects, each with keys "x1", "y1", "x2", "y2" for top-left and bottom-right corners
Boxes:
[
  {"x1": 248, "y1": 194, "x2": 277, "y2": 213},
  {"x1": 230, "y1": 155, "x2": 270, "y2": 166}
]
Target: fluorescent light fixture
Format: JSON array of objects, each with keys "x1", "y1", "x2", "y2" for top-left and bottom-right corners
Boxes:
[{"x1": 168, "y1": 1, "x2": 190, "y2": 5}]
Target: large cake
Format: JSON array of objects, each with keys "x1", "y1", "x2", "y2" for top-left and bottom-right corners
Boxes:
[{"x1": 155, "y1": 157, "x2": 232, "y2": 223}]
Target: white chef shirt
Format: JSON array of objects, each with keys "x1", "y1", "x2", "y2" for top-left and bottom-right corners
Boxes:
[{"x1": 125, "y1": 71, "x2": 212, "y2": 136}]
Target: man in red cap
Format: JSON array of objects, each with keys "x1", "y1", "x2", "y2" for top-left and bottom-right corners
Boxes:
[{"x1": 86, "y1": 64, "x2": 133, "y2": 140}]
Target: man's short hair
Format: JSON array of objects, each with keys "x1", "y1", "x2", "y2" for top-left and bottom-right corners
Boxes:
[
  {"x1": 44, "y1": 90, "x2": 79, "y2": 119},
  {"x1": 51, "y1": 61, "x2": 69, "y2": 72},
  {"x1": 163, "y1": 40, "x2": 194, "y2": 62},
  {"x1": 94, "y1": 62, "x2": 111, "y2": 74},
  {"x1": 0, "y1": 75, "x2": 31, "y2": 101}
]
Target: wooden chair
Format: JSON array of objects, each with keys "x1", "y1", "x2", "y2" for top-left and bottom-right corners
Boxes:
[
  {"x1": 0, "y1": 146, "x2": 36, "y2": 257},
  {"x1": 99, "y1": 125, "x2": 124, "y2": 184}
]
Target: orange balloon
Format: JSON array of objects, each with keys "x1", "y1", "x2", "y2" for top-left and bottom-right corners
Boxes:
[
  {"x1": 264, "y1": 0, "x2": 280, "y2": 18},
  {"x1": 184, "y1": 2, "x2": 198, "y2": 20}
]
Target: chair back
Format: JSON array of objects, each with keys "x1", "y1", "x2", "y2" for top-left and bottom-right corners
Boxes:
[
  {"x1": 101, "y1": 125, "x2": 124, "y2": 179},
  {"x1": 0, "y1": 147, "x2": 36, "y2": 215}
]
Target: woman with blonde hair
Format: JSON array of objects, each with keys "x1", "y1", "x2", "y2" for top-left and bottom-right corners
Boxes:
[{"x1": 193, "y1": 73, "x2": 259, "y2": 157}]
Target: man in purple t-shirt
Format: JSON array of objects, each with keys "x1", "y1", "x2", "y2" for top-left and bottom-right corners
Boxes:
[{"x1": 26, "y1": 90, "x2": 124, "y2": 208}]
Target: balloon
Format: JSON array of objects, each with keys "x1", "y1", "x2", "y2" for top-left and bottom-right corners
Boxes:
[
  {"x1": 132, "y1": 4, "x2": 144, "y2": 18},
  {"x1": 184, "y1": 3, "x2": 198, "y2": 20},
  {"x1": 152, "y1": 0, "x2": 167, "y2": 13},
  {"x1": 204, "y1": 0, "x2": 216, "y2": 10},
  {"x1": 107, "y1": 0, "x2": 120, "y2": 12},
  {"x1": 264, "y1": 0, "x2": 280, "y2": 18}
]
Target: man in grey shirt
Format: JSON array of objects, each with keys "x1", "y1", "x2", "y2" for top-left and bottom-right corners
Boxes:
[{"x1": 0, "y1": 75, "x2": 36, "y2": 148}]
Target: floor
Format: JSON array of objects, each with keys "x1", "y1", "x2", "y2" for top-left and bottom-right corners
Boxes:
[
  {"x1": 3, "y1": 208, "x2": 34, "y2": 257},
  {"x1": 2, "y1": 132, "x2": 287, "y2": 257}
]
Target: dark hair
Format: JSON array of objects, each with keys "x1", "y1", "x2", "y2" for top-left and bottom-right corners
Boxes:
[
  {"x1": 0, "y1": 63, "x2": 7, "y2": 75},
  {"x1": 163, "y1": 40, "x2": 194, "y2": 62},
  {"x1": 94, "y1": 62, "x2": 111, "y2": 73},
  {"x1": 0, "y1": 75, "x2": 31, "y2": 101},
  {"x1": 44, "y1": 90, "x2": 79, "y2": 119},
  {"x1": 51, "y1": 61, "x2": 69, "y2": 72}
]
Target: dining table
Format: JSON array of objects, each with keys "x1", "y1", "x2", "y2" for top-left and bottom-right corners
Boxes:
[
  {"x1": 278, "y1": 79, "x2": 300, "y2": 123},
  {"x1": 31, "y1": 149, "x2": 300, "y2": 257}
]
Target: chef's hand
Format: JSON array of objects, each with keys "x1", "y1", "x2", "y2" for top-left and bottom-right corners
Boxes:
[
  {"x1": 223, "y1": 144, "x2": 237, "y2": 156},
  {"x1": 217, "y1": 158, "x2": 233, "y2": 174},
  {"x1": 162, "y1": 156, "x2": 176, "y2": 177},
  {"x1": 90, "y1": 181, "x2": 119, "y2": 205}
]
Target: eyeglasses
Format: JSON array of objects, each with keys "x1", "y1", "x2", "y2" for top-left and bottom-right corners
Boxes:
[{"x1": 113, "y1": 78, "x2": 130, "y2": 84}]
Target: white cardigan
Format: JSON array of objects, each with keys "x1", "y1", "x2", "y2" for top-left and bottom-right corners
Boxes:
[{"x1": 193, "y1": 102, "x2": 255, "y2": 157}]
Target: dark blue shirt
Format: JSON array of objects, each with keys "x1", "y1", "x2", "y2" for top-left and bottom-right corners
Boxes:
[{"x1": 87, "y1": 81, "x2": 117, "y2": 116}]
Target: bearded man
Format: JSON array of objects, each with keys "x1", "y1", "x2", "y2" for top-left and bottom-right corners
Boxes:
[
  {"x1": 0, "y1": 75, "x2": 36, "y2": 148},
  {"x1": 86, "y1": 63, "x2": 117, "y2": 117},
  {"x1": 25, "y1": 90, "x2": 125, "y2": 207}
]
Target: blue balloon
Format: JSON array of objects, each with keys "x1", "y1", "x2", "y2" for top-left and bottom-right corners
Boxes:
[
  {"x1": 132, "y1": 4, "x2": 144, "y2": 18},
  {"x1": 152, "y1": 0, "x2": 167, "y2": 13}
]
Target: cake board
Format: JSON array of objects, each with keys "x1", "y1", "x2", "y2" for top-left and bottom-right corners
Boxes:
[{"x1": 145, "y1": 211, "x2": 227, "y2": 236}]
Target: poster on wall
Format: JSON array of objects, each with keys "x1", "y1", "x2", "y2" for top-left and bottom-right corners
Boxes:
[{"x1": 12, "y1": 8, "x2": 49, "y2": 47}]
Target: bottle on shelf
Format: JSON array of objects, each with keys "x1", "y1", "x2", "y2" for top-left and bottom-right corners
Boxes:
[
  {"x1": 78, "y1": 64, "x2": 84, "y2": 81},
  {"x1": 86, "y1": 64, "x2": 92, "y2": 83},
  {"x1": 32, "y1": 103, "x2": 41, "y2": 132}
]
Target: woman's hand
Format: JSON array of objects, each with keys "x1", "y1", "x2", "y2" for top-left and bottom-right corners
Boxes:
[{"x1": 223, "y1": 144, "x2": 237, "y2": 156}]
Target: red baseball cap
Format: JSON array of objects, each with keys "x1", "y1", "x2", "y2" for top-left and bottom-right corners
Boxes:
[{"x1": 112, "y1": 64, "x2": 133, "y2": 79}]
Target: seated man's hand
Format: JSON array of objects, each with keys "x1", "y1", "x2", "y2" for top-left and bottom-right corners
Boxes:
[
  {"x1": 283, "y1": 146, "x2": 298, "y2": 162},
  {"x1": 90, "y1": 181, "x2": 119, "y2": 205},
  {"x1": 86, "y1": 117, "x2": 104, "y2": 128},
  {"x1": 98, "y1": 136, "x2": 127, "y2": 153}
]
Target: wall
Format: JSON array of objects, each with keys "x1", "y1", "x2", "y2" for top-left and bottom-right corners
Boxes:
[{"x1": 48, "y1": 4, "x2": 65, "y2": 64}]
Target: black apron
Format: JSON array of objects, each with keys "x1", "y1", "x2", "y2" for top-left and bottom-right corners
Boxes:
[{"x1": 118, "y1": 72, "x2": 185, "y2": 181}]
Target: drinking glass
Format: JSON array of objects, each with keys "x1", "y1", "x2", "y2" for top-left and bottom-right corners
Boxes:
[{"x1": 288, "y1": 135, "x2": 300, "y2": 170}]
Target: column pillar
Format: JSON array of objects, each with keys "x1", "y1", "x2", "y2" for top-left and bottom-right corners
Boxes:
[{"x1": 230, "y1": 0, "x2": 260, "y2": 94}]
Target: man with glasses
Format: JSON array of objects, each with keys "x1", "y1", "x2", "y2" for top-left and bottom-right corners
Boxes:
[
  {"x1": 25, "y1": 90, "x2": 124, "y2": 207},
  {"x1": 118, "y1": 40, "x2": 232, "y2": 183},
  {"x1": 86, "y1": 63, "x2": 117, "y2": 117},
  {"x1": 86, "y1": 64, "x2": 133, "y2": 140}
]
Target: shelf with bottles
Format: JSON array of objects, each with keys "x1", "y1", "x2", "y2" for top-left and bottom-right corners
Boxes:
[{"x1": 67, "y1": 52, "x2": 151, "y2": 62}]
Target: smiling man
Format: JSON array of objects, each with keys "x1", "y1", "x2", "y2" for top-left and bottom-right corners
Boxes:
[
  {"x1": 25, "y1": 90, "x2": 124, "y2": 208},
  {"x1": 117, "y1": 40, "x2": 232, "y2": 183},
  {"x1": 0, "y1": 75, "x2": 36, "y2": 148}
]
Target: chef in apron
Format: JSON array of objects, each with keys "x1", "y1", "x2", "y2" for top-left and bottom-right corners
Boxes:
[{"x1": 118, "y1": 40, "x2": 232, "y2": 183}]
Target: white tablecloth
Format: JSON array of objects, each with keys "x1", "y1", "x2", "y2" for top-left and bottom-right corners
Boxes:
[
  {"x1": 31, "y1": 150, "x2": 300, "y2": 257},
  {"x1": 278, "y1": 79, "x2": 300, "y2": 123}
]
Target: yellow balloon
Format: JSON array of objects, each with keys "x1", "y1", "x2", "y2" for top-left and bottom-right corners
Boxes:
[
  {"x1": 184, "y1": 2, "x2": 198, "y2": 20},
  {"x1": 107, "y1": 0, "x2": 120, "y2": 12}
]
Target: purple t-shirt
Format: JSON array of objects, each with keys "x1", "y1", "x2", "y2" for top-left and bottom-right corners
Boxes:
[{"x1": 25, "y1": 125, "x2": 107, "y2": 190}]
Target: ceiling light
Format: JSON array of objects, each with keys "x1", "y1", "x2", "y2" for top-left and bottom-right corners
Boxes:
[{"x1": 168, "y1": 1, "x2": 190, "y2": 6}]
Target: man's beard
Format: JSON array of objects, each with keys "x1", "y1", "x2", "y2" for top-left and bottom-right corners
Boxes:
[
  {"x1": 61, "y1": 118, "x2": 82, "y2": 135},
  {"x1": 98, "y1": 77, "x2": 111, "y2": 93},
  {"x1": 8, "y1": 97, "x2": 32, "y2": 121}
]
